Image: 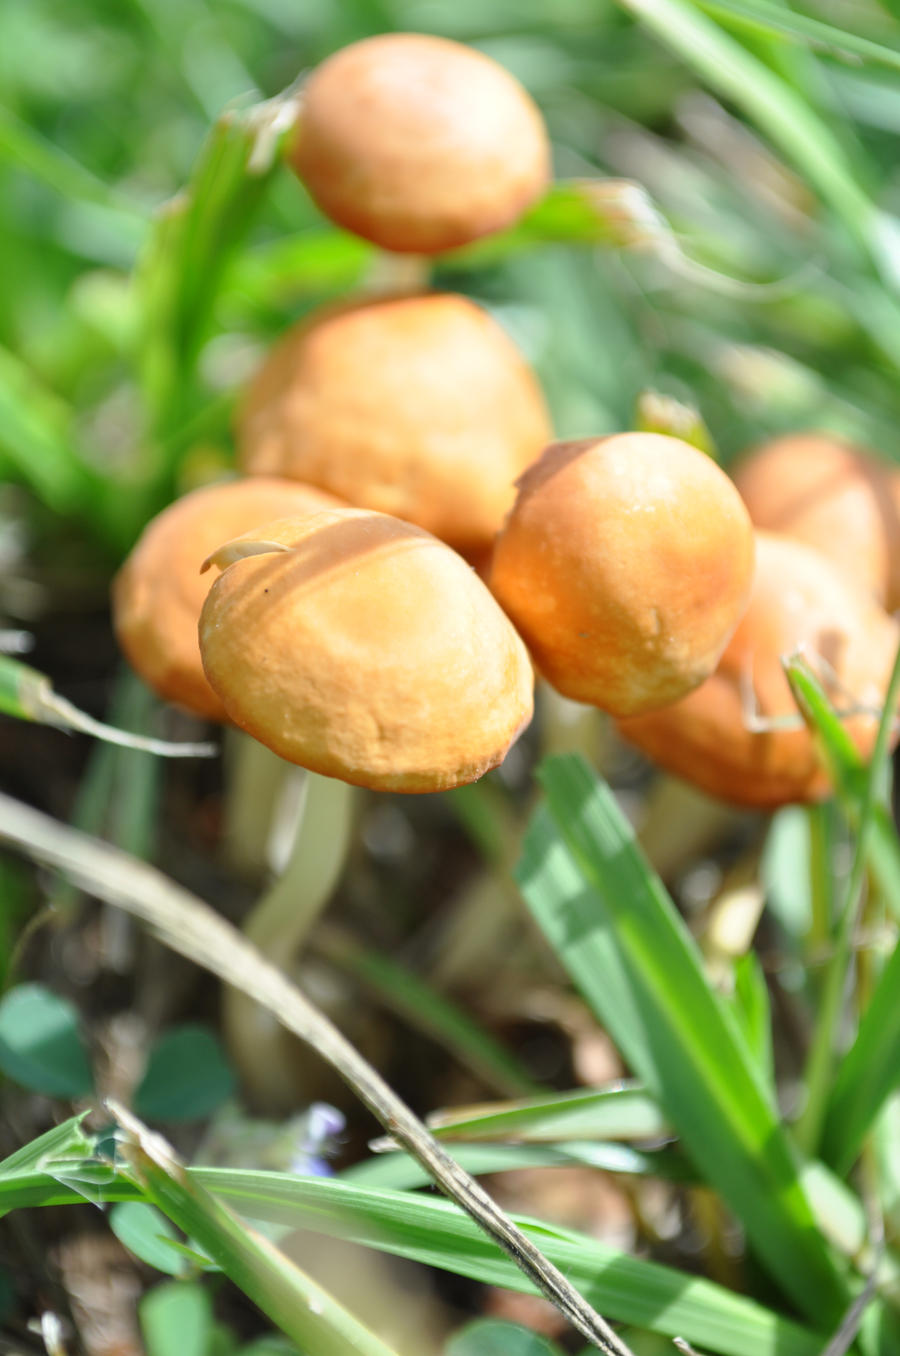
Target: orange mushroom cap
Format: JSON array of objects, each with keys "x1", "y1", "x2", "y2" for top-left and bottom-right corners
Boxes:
[
  {"x1": 290, "y1": 33, "x2": 550, "y2": 254},
  {"x1": 112, "y1": 477, "x2": 343, "y2": 720},
  {"x1": 733, "y1": 432, "x2": 899, "y2": 608},
  {"x1": 617, "y1": 532, "x2": 900, "y2": 808},
  {"x1": 489, "y1": 434, "x2": 756, "y2": 716},
  {"x1": 198, "y1": 509, "x2": 534, "y2": 792},
  {"x1": 237, "y1": 292, "x2": 552, "y2": 557}
]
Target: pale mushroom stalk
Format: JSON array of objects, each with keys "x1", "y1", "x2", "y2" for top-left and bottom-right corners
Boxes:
[{"x1": 223, "y1": 767, "x2": 357, "y2": 1108}]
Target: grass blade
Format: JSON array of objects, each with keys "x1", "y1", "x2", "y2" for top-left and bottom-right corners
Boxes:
[
  {"x1": 516, "y1": 754, "x2": 847, "y2": 1323},
  {"x1": 111, "y1": 1103, "x2": 403, "y2": 1356},
  {"x1": 0, "y1": 1164, "x2": 827, "y2": 1356},
  {"x1": 618, "y1": 0, "x2": 894, "y2": 283},
  {"x1": 693, "y1": 0, "x2": 900, "y2": 74},
  {"x1": 421, "y1": 1083, "x2": 669, "y2": 1144},
  {"x1": 820, "y1": 934, "x2": 900, "y2": 1175}
]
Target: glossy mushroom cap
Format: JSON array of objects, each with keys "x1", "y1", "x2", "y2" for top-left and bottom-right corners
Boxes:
[
  {"x1": 617, "y1": 533, "x2": 900, "y2": 808},
  {"x1": 237, "y1": 293, "x2": 552, "y2": 557},
  {"x1": 290, "y1": 33, "x2": 550, "y2": 254},
  {"x1": 733, "y1": 433, "x2": 899, "y2": 607},
  {"x1": 198, "y1": 509, "x2": 534, "y2": 792},
  {"x1": 112, "y1": 477, "x2": 343, "y2": 720},
  {"x1": 489, "y1": 434, "x2": 755, "y2": 716}
]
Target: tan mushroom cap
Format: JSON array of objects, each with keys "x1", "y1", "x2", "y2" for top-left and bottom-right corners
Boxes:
[
  {"x1": 489, "y1": 433, "x2": 756, "y2": 717},
  {"x1": 198, "y1": 509, "x2": 535, "y2": 792},
  {"x1": 733, "y1": 432, "x2": 900, "y2": 608},
  {"x1": 112, "y1": 477, "x2": 344, "y2": 720},
  {"x1": 237, "y1": 293, "x2": 552, "y2": 556},
  {"x1": 617, "y1": 533, "x2": 900, "y2": 808},
  {"x1": 290, "y1": 33, "x2": 550, "y2": 254}
]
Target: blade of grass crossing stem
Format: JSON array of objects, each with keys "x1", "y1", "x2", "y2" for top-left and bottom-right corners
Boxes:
[
  {"x1": 787, "y1": 645, "x2": 900, "y2": 1156},
  {"x1": 110, "y1": 1104, "x2": 402, "y2": 1356},
  {"x1": 617, "y1": 0, "x2": 893, "y2": 283},
  {"x1": 785, "y1": 657, "x2": 900, "y2": 921},
  {"x1": 2, "y1": 1162, "x2": 825, "y2": 1356},
  {"x1": 517, "y1": 755, "x2": 847, "y2": 1323}
]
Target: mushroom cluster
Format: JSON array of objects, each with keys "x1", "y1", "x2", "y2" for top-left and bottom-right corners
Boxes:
[{"x1": 112, "y1": 36, "x2": 899, "y2": 815}]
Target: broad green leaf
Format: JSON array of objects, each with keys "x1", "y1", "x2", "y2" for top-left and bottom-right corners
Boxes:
[
  {"x1": 516, "y1": 755, "x2": 846, "y2": 1323},
  {"x1": 140, "y1": 1281, "x2": 213, "y2": 1356},
  {"x1": 111, "y1": 1201, "x2": 190, "y2": 1277},
  {"x1": 446, "y1": 1319, "x2": 564, "y2": 1356},
  {"x1": 134, "y1": 1025, "x2": 236, "y2": 1123},
  {"x1": 0, "y1": 984, "x2": 93, "y2": 1098}
]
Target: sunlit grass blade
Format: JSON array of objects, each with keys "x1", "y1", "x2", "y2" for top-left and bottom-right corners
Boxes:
[
  {"x1": 0, "y1": 1113, "x2": 91, "y2": 1179},
  {"x1": 110, "y1": 1104, "x2": 403, "y2": 1356},
  {"x1": 618, "y1": 0, "x2": 895, "y2": 284},
  {"x1": 821, "y1": 935, "x2": 900, "y2": 1176},
  {"x1": 7, "y1": 1160, "x2": 823, "y2": 1356},
  {"x1": 786, "y1": 646, "x2": 900, "y2": 1156},
  {"x1": 136, "y1": 87, "x2": 298, "y2": 446},
  {"x1": 421, "y1": 1083, "x2": 669, "y2": 1143},
  {"x1": 693, "y1": 0, "x2": 900, "y2": 73},
  {"x1": 516, "y1": 754, "x2": 847, "y2": 1323},
  {"x1": 344, "y1": 1138, "x2": 688, "y2": 1190},
  {"x1": 784, "y1": 656, "x2": 900, "y2": 921}
]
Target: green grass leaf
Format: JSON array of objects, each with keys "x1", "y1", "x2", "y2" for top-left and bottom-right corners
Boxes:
[
  {"x1": 693, "y1": 0, "x2": 900, "y2": 73},
  {"x1": 618, "y1": 0, "x2": 894, "y2": 283},
  {"x1": 515, "y1": 754, "x2": 847, "y2": 1323},
  {"x1": 114, "y1": 1106, "x2": 403, "y2": 1356},
  {"x1": 421, "y1": 1083, "x2": 669, "y2": 1143}
]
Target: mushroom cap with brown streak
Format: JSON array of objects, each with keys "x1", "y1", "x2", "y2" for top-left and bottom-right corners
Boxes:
[
  {"x1": 113, "y1": 477, "x2": 344, "y2": 720},
  {"x1": 733, "y1": 433, "x2": 899, "y2": 608},
  {"x1": 617, "y1": 533, "x2": 900, "y2": 808},
  {"x1": 290, "y1": 33, "x2": 550, "y2": 254},
  {"x1": 237, "y1": 293, "x2": 552, "y2": 557},
  {"x1": 489, "y1": 434, "x2": 756, "y2": 716},
  {"x1": 198, "y1": 509, "x2": 534, "y2": 792}
]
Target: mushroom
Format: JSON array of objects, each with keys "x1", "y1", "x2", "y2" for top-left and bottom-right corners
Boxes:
[
  {"x1": 112, "y1": 476, "x2": 343, "y2": 720},
  {"x1": 199, "y1": 508, "x2": 534, "y2": 792},
  {"x1": 489, "y1": 433, "x2": 756, "y2": 716},
  {"x1": 733, "y1": 432, "x2": 900, "y2": 608},
  {"x1": 236, "y1": 292, "x2": 552, "y2": 559},
  {"x1": 289, "y1": 33, "x2": 550, "y2": 254},
  {"x1": 616, "y1": 532, "x2": 900, "y2": 808}
]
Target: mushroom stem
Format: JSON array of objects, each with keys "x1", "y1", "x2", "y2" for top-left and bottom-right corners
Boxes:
[
  {"x1": 222, "y1": 770, "x2": 356, "y2": 1108},
  {"x1": 221, "y1": 731, "x2": 290, "y2": 877}
]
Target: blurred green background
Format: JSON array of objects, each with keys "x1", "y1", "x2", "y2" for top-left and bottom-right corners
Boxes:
[{"x1": 3, "y1": 0, "x2": 900, "y2": 571}]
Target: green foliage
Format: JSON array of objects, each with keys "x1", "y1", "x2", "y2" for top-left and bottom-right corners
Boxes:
[
  {"x1": 134, "y1": 1025, "x2": 237, "y2": 1123},
  {"x1": 446, "y1": 1320, "x2": 564, "y2": 1356},
  {"x1": 0, "y1": 983, "x2": 93, "y2": 1098}
]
